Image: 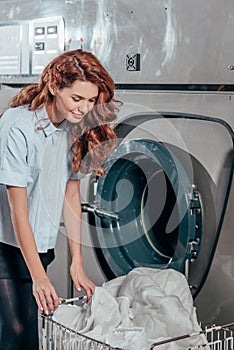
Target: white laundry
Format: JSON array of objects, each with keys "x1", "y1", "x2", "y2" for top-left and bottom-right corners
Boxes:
[{"x1": 53, "y1": 267, "x2": 209, "y2": 349}]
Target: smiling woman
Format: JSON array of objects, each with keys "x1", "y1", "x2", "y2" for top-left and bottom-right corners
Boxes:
[
  {"x1": 0, "y1": 49, "x2": 120, "y2": 350},
  {"x1": 48, "y1": 80, "x2": 99, "y2": 125},
  {"x1": 10, "y1": 49, "x2": 119, "y2": 175}
]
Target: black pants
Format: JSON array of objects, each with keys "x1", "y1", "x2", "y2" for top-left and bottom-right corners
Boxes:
[{"x1": 0, "y1": 243, "x2": 55, "y2": 350}]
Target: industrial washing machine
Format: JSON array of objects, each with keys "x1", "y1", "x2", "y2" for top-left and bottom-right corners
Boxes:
[
  {"x1": 78, "y1": 95, "x2": 234, "y2": 326},
  {"x1": 0, "y1": 0, "x2": 233, "y2": 327}
]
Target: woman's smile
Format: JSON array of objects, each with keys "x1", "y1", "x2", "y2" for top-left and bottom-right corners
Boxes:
[{"x1": 71, "y1": 111, "x2": 84, "y2": 119}]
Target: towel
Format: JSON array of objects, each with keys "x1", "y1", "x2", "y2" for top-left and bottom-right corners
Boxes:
[{"x1": 53, "y1": 267, "x2": 209, "y2": 349}]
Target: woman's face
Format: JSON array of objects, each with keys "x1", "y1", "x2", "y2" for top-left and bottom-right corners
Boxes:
[{"x1": 51, "y1": 80, "x2": 99, "y2": 124}]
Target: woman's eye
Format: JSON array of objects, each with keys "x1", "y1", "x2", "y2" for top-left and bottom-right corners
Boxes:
[
  {"x1": 89, "y1": 99, "x2": 97, "y2": 104},
  {"x1": 71, "y1": 96, "x2": 81, "y2": 102}
]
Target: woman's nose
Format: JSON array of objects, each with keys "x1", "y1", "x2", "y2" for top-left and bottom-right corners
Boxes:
[
  {"x1": 78, "y1": 101, "x2": 87, "y2": 111},
  {"x1": 78, "y1": 100, "x2": 89, "y2": 113}
]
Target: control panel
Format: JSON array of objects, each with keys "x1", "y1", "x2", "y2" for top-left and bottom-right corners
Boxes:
[
  {"x1": 32, "y1": 17, "x2": 64, "y2": 75},
  {"x1": 0, "y1": 16, "x2": 64, "y2": 80}
]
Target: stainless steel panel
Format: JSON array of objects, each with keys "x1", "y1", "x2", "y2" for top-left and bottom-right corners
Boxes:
[
  {"x1": 195, "y1": 179, "x2": 234, "y2": 325},
  {"x1": 115, "y1": 90, "x2": 234, "y2": 130},
  {"x1": 0, "y1": 0, "x2": 233, "y2": 83},
  {"x1": 0, "y1": 24, "x2": 22, "y2": 75}
]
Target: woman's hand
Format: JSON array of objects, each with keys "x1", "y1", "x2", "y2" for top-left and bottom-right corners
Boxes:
[
  {"x1": 70, "y1": 261, "x2": 95, "y2": 301},
  {"x1": 32, "y1": 274, "x2": 61, "y2": 314}
]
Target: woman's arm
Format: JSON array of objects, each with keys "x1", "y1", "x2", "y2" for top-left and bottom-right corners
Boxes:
[
  {"x1": 63, "y1": 180, "x2": 95, "y2": 300},
  {"x1": 6, "y1": 185, "x2": 59, "y2": 314}
]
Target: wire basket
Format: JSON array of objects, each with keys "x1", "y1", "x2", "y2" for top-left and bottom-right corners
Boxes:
[
  {"x1": 150, "y1": 322, "x2": 234, "y2": 349},
  {"x1": 40, "y1": 311, "x2": 234, "y2": 350}
]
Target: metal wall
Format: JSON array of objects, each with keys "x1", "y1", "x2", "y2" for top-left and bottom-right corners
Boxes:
[{"x1": 0, "y1": 0, "x2": 234, "y2": 84}]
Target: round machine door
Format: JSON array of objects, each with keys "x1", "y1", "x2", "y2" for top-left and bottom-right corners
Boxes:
[
  {"x1": 87, "y1": 139, "x2": 202, "y2": 279},
  {"x1": 82, "y1": 112, "x2": 233, "y2": 298}
]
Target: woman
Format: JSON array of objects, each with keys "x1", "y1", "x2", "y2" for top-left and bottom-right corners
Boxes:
[{"x1": 0, "y1": 49, "x2": 119, "y2": 349}]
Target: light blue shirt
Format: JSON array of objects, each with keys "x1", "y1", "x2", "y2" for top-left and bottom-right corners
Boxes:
[{"x1": 0, "y1": 105, "x2": 85, "y2": 252}]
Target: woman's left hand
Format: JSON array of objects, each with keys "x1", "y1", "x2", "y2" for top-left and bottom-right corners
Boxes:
[{"x1": 69, "y1": 261, "x2": 95, "y2": 301}]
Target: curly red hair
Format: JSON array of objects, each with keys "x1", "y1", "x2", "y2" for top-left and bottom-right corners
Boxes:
[{"x1": 10, "y1": 49, "x2": 120, "y2": 175}]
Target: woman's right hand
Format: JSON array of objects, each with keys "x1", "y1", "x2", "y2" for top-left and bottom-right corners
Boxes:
[
  {"x1": 6, "y1": 186, "x2": 62, "y2": 314},
  {"x1": 32, "y1": 274, "x2": 61, "y2": 314}
]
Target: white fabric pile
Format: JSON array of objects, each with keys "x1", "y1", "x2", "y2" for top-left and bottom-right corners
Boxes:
[{"x1": 53, "y1": 267, "x2": 209, "y2": 349}]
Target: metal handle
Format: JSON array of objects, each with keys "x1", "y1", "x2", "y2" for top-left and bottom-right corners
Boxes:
[
  {"x1": 81, "y1": 203, "x2": 120, "y2": 221},
  {"x1": 59, "y1": 295, "x2": 88, "y2": 304}
]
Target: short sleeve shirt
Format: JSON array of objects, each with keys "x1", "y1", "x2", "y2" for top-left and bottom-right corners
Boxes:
[{"x1": 0, "y1": 105, "x2": 86, "y2": 252}]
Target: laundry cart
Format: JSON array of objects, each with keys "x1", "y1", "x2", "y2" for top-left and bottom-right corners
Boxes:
[{"x1": 40, "y1": 307, "x2": 234, "y2": 350}]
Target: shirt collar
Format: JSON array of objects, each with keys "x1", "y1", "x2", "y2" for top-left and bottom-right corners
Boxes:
[{"x1": 34, "y1": 106, "x2": 70, "y2": 136}]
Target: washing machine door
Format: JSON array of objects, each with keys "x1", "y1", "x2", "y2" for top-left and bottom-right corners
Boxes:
[{"x1": 85, "y1": 113, "x2": 233, "y2": 296}]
